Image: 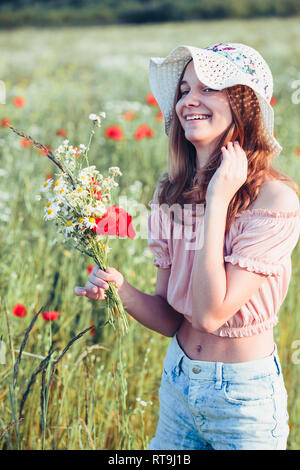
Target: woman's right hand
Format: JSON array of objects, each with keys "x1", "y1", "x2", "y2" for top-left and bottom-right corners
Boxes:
[{"x1": 74, "y1": 266, "x2": 125, "y2": 300}]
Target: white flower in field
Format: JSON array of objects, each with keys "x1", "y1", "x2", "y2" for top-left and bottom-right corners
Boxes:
[
  {"x1": 74, "y1": 187, "x2": 88, "y2": 198},
  {"x1": 44, "y1": 201, "x2": 60, "y2": 220},
  {"x1": 55, "y1": 186, "x2": 68, "y2": 198},
  {"x1": 79, "y1": 165, "x2": 97, "y2": 177},
  {"x1": 108, "y1": 167, "x2": 122, "y2": 177},
  {"x1": 64, "y1": 220, "x2": 75, "y2": 234},
  {"x1": 40, "y1": 178, "x2": 53, "y2": 192},
  {"x1": 53, "y1": 176, "x2": 67, "y2": 193},
  {"x1": 92, "y1": 200, "x2": 107, "y2": 217},
  {"x1": 84, "y1": 216, "x2": 97, "y2": 230},
  {"x1": 78, "y1": 173, "x2": 90, "y2": 186},
  {"x1": 89, "y1": 113, "x2": 103, "y2": 127},
  {"x1": 82, "y1": 205, "x2": 93, "y2": 217}
]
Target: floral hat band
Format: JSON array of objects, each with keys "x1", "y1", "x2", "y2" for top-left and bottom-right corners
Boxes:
[{"x1": 148, "y1": 42, "x2": 282, "y2": 156}]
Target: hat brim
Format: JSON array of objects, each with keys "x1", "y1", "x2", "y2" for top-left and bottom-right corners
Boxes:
[{"x1": 149, "y1": 45, "x2": 282, "y2": 156}]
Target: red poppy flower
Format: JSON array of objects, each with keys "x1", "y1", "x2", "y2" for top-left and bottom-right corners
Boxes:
[
  {"x1": 45, "y1": 172, "x2": 53, "y2": 180},
  {"x1": 122, "y1": 110, "x2": 136, "y2": 121},
  {"x1": 104, "y1": 126, "x2": 124, "y2": 141},
  {"x1": 155, "y1": 110, "x2": 163, "y2": 122},
  {"x1": 39, "y1": 145, "x2": 53, "y2": 156},
  {"x1": 294, "y1": 147, "x2": 300, "y2": 156},
  {"x1": 145, "y1": 93, "x2": 158, "y2": 107},
  {"x1": 93, "y1": 206, "x2": 136, "y2": 239},
  {"x1": 13, "y1": 96, "x2": 26, "y2": 108},
  {"x1": 86, "y1": 265, "x2": 94, "y2": 275},
  {"x1": 270, "y1": 96, "x2": 277, "y2": 106},
  {"x1": 1, "y1": 118, "x2": 12, "y2": 127},
  {"x1": 42, "y1": 311, "x2": 59, "y2": 321},
  {"x1": 56, "y1": 128, "x2": 67, "y2": 137},
  {"x1": 90, "y1": 324, "x2": 96, "y2": 336},
  {"x1": 20, "y1": 138, "x2": 32, "y2": 148},
  {"x1": 134, "y1": 124, "x2": 154, "y2": 140},
  {"x1": 12, "y1": 303, "x2": 28, "y2": 318}
]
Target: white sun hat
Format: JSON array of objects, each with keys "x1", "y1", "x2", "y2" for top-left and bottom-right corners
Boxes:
[{"x1": 149, "y1": 42, "x2": 282, "y2": 156}]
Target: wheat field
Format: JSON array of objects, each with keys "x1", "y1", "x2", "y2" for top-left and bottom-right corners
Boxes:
[{"x1": 0, "y1": 18, "x2": 300, "y2": 450}]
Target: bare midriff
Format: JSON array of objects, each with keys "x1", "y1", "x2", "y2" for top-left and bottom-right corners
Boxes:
[{"x1": 176, "y1": 318, "x2": 275, "y2": 363}]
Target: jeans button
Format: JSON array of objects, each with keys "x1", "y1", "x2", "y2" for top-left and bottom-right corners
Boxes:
[{"x1": 192, "y1": 366, "x2": 201, "y2": 374}]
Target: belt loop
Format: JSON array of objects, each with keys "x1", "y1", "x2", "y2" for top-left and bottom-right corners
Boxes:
[{"x1": 215, "y1": 362, "x2": 223, "y2": 389}]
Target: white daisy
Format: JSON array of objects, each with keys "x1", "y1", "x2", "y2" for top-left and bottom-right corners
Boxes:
[
  {"x1": 40, "y1": 178, "x2": 53, "y2": 192},
  {"x1": 44, "y1": 201, "x2": 60, "y2": 220},
  {"x1": 53, "y1": 176, "x2": 67, "y2": 193},
  {"x1": 83, "y1": 216, "x2": 97, "y2": 230},
  {"x1": 108, "y1": 167, "x2": 122, "y2": 176},
  {"x1": 64, "y1": 220, "x2": 75, "y2": 234},
  {"x1": 92, "y1": 200, "x2": 107, "y2": 217}
]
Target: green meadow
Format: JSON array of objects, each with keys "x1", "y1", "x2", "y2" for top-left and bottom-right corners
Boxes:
[{"x1": 0, "y1": 18, "x2": 300, "y2": 450}]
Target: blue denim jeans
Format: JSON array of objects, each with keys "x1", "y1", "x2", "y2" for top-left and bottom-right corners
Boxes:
[{"x1": 149, "y1": 335, "x2": 289, "y2": 450}]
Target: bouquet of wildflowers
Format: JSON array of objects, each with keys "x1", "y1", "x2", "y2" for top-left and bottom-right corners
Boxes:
[{"x1": 9, "y1": 113, "x2": 136, "y2": 335}]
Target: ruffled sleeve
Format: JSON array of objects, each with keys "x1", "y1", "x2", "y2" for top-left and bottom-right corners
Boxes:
[
  {"x1": 147, "y1": 199, "x2": 172, "y2": 269},
  {"x1": 224, "y1": 208, "x2": 300, "y2": 276}
]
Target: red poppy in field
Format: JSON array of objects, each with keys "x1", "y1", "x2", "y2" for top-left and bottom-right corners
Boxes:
[
  {"x1": 12, "y1": 303, "x2": 28, "y2": 318},
  {"x1": 86, "y1": 265, "x2": 94, "y2": 275},
  {"x1": 294, "y1": 147, "x2": 300, "y2": 156},
  {"x1": 134, "y1": 124, "x2": 154, "y2": 140},
  {"x1": 270, "y1": 96, "x2": 277, "y2": 106},
  {"x1": 45, "y1": 172, "x2": 53, "y2": 180},
  {"x1": 1, "y1": 118, "x2": 12, "y2": 127},
  {"x1": 122, "y1": 110, "x2": 136, "y2": 121},
  {"x1": 155, "y1": 110, "x2": 163, "y2": 122},
  {"x1": 39, "y1": 145, "x2": 53, "y2": 156},
  {"x1": 104, "y1": 125, "x2": 124, "y2": 141},
  {"x1": 56, "y1": 128, "x2": 67, "y2": 137},
  {"x1": 20, "y1": 138, "x2": 32, "y2": 148},
  {"x1": 90, "y1": 324, "x2": 96, "y2": 336},
  {"x1": 42, "y1": 311, "x2": 59, "y2": 322},
  {"x1": 13, "y1": 96, "x2": 26, "y2": 108},
  {"x1": 145, "y1": 93, "x2": 158, "y2": 107},
  {"x1": 93, "y1": 206, "x2": 136, "y2": 239}
]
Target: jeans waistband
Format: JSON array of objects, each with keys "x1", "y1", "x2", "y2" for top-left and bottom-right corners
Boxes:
[{"x1": 164, "y1": 334, "x2": 282, "y2": 383}]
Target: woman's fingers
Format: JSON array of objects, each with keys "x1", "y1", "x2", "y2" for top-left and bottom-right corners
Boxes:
[
  {"x1": 74, "y1": 282, "x2": 106, "y2": 300},
  {"x1": 88, "y1": 272, "x2": 110, "y2": 290},
  {"x1": 75, "y1": 286, "x2": 86, "y2": 296},
  {"x1": 92, "y1": 266, "x2": 113, "y2": 282}
]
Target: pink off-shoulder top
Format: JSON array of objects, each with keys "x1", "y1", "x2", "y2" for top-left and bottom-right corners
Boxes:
[{"x1": 147, "y1": 199, "x2": 300, "y2": 337}]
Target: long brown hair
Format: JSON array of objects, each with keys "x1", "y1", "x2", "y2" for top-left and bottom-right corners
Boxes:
[{"x1": 156, "y1": 59, "x2": 299, "y2": 235}]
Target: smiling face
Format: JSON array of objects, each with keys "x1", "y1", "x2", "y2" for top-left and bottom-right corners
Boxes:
[{"x1": 175, "y1": 60, "x2": 233, "y2": 154}]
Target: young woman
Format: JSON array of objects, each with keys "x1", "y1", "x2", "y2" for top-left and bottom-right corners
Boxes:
[{"x1": 75, "y1": 43, "x2": 300, "y2": 450}]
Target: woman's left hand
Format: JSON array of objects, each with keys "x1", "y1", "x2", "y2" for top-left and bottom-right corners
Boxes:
[{"x1": 206, "y1": 141, "x2": 248, "y2": 204}]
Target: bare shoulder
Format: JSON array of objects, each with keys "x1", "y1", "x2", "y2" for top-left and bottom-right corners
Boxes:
[{"x1": 251, "y1": 179, "x2": 300, "y2": 212}]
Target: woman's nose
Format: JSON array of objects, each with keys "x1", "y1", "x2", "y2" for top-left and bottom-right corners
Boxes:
[{"x1": 184, "y1": 90, "x2": 202, "y2": 107}]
